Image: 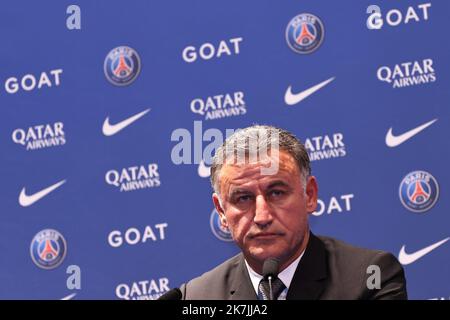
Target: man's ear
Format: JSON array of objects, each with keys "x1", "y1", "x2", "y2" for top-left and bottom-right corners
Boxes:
[
  {"x1": 212, "y1": 193, "x2": 228, "y2": 227},
  {"x1": 305, "y1": 176, "x2": 318, "y2": 213}
]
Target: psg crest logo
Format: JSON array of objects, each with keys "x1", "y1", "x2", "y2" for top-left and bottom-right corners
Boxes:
[
  {"x1": 104, "y1": 46, "x2": 141, "y2": 86},
  {"x1": 30, "y1": 229, "x2": 67, "y2": 269},
  {"x1": 286, "y1": 13, "x2": 325, "y2": 54},
  {"x1": 210, "y1": 209, "x2": 233, "y2": 242},
  {"x1": 399, "y1": 170, "x2": 439, "y2": 213}
]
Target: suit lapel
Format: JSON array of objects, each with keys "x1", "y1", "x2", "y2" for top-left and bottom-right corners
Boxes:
[
  {"x1": 229, "y1": 254, "x2": 258, "y2": 300},
  {"x1": 227, "y1": 233, "x2": 328, "y2": 300},
  {"x1": 286, "y1": 232, "x2": 328, "y2": 300}
]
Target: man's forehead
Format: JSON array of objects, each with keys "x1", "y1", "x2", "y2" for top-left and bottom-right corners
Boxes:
[
  {"x1": 222, "y1": 150, "x2": 296, "y2": 170},
  {"x1": 219, "y1": 151, "x2": 299, "y2": 190}
]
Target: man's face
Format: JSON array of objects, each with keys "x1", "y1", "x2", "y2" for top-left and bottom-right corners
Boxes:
[{"x1": 213, "y1": 150, "x2": 318, "y2": 272}]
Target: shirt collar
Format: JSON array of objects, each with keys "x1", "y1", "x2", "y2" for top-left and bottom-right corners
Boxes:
[{"x1": 244, "y1": 250, "x2": 305, "y2": 297}]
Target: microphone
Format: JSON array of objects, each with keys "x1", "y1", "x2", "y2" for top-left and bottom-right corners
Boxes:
[
  {"x1": 158, "y1": 288, "x2": 182, "y2": 300},
  {"x1": 262, "y1": 258, "x2": 280, "y2": 300}
]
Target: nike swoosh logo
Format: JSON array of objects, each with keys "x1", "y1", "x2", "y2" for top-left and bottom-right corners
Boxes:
[
  {"x1": 386, "y1": 119, "x2": 437, "y2": 148},
  {"x1": 19, "y1": 179, "x2": 66, "y2": 207},
  {"x1": 284, "y1": 77, "x2": 335, "y2": 106},
  {"x1": 198, "y1": 160, "x2": 211, "y2": 178},
  {"x1": 102, "y1": 108, "x2": 151, "y2": 136},
  {"x1": 399, "y1": 237, "x2": 449, "y2": 265},
  {"x1": 61, "y1": 293, "x2": 77, "y2": 300}
]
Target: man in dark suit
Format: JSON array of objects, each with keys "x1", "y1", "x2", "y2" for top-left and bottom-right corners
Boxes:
[{"x1": 180, "y1": 125, "x2": 407, "y2": 300}]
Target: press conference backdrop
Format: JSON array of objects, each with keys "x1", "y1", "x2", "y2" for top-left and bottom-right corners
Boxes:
[{"x1": 0, "y1": 0, "x2": 448, "y2": 300}]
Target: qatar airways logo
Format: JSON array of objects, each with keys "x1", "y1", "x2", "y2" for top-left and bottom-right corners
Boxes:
[
  {"x1": 12, "y1": 122, "x2": 66, "y2": 151},
  {"x1": 105, "y1": 163, "x2": 161, "y2": 192},
  {"x1": 116, "y1": 277, "x2": 170, "y2": 300},
  {"x1": 190, "y1": 91, "x2": 247, "y2": 121},
  {"x1": 304, "y1": 133, "x2": 346, "y2": 161},
  {"x1": 377, "y1": 58, "x2": 436, "y2": 89}
]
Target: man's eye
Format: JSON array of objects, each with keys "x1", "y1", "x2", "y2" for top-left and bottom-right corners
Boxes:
[
  {"x1": 237, "y1": 195, "x2": 252, "y2": 202},
  {"x1": 270, "y1": 190, "x2": 285, "y2": 197}
]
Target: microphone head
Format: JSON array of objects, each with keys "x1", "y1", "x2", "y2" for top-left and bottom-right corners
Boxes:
[
  {"x1": 158, "y1": 288, "x2": 182, "y2": 300},
  {"x1": 262, "y1": 258, "x2": 280, "y2": 279}
]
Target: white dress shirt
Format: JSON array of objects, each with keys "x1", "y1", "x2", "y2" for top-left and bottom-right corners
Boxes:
[{"x1": 244, "y1": 251, "x2": 305, "y2": 300}]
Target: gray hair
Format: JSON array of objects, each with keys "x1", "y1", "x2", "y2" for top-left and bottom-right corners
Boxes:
[{"x1": 210, "y1": 125, "x2": 311, "y2": 195}]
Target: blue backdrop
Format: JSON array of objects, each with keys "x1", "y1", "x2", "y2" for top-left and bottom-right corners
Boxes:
[{"x1": 0, "y1": 0, "x2": 448, "y2": 300}]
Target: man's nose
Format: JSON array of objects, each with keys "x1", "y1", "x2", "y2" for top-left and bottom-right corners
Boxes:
[{"x1": 253, "y1": 195, "x2": 273, "y2": 227}]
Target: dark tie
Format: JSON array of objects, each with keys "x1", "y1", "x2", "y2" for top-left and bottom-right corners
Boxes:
[{"x1": 258, "y1": 277, "x2": 286, "y2": 300}]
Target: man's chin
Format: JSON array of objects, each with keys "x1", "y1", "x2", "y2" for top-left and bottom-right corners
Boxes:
[{"x1": 247, "y1": 246, "x2": 282, "y2": 263}]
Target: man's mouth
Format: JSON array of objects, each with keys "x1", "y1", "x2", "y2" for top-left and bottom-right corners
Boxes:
[{"x1": 250, "y1": 232, "x2": 282, "y2": 240}]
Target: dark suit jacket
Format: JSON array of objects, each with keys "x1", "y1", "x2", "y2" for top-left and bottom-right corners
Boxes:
[{"x1": 180, "y1": 233, "x2": 407, "y2": 300}]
